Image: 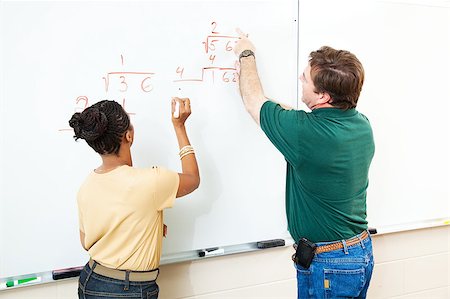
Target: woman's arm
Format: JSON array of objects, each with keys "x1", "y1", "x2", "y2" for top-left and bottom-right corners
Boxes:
[{"x1": 172, "y1": 97, "x2": 200, "y2": 197}]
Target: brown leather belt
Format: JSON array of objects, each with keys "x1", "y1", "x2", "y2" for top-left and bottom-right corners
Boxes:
[
  {"x1": 88, "y1": 259, "x2": 159, "y2": 282},
  {"x1": 315, "y1": 230, "x2": 369, "y2": 254}
]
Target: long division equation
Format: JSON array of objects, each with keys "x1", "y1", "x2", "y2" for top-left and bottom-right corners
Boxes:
[
  {"x1": 174, "y1": 22, "x2": 239, "y2": 83},
  {"x1": 102, "y1": 71, "x2": 155, "y2": 93},
  {"x1": 59, "y1": 55, "x2": 154, "y2": 131}
]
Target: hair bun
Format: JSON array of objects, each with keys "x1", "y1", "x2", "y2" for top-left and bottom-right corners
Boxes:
[
  {"x1": 69, "y1": 107, "x2": 108, "y2": 141},
  {"x1": 68, "y1": 113, "x2": 84, "y2": 139}
]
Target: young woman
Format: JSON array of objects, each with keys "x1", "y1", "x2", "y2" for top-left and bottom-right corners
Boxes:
[{"x1": 69, "y1": 98, "x2": 199, "y2": 299}]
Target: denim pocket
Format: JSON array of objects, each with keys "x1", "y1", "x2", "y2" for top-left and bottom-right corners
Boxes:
[
  {"x1": 295, "y1": 263, "x2": 312, "y2": 299},
  {"x1": 324, "y1": 267, "x2": 365, "y2": 298},
  {"x1": 144, "y1": 282, "x2": 159, "y2": 299}
]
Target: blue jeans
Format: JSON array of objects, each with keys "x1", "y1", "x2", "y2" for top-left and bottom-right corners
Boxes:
[
  {"x1": 295, "y1": 231, "x2": 374, "y2": 299},
  {"x1": 78, "y1": 262, "x2": 159, "y2": 299}
]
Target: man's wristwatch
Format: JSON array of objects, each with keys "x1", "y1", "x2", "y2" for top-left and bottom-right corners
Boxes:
[{"x1": 239, "y1": 49, "x2": 255, "y2": 61}]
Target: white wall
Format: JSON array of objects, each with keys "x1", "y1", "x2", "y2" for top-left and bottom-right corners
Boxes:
[
  {"x1": 1, "y1": 226, "x2": 449, "y2": 298},
  {"x1": 298, "y1": 0, "x2": 450, "y2": 231}
]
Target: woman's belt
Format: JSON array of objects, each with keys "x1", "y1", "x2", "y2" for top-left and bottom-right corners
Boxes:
[{"x1": 88, "y1": 259, "x2": 159, "y2": 282}]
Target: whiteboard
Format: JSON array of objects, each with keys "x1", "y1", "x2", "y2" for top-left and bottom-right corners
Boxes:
[
  {"x1": 298, "y1": 0, "x2": 450, "y2": 228},
  {"x1": 0, "y1": 0, "x2": 298, "y2": 278},
  {"x1": 3, "y1": 0, "x2": 448, "y2": 281}
]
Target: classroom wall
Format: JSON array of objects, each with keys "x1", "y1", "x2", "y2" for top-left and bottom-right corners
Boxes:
[{"x1": 1, "y1": 225, "x2": 449, "y2": 299}]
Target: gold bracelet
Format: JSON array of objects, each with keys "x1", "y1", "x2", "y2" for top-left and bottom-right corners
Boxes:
[{"x1": 180, "y1": 150, "x2": 195, "y2": 160}]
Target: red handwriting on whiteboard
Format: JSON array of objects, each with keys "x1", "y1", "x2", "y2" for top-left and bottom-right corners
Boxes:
[
  {"x1": 174, "y1": 67, "x2": 238, "y2": 83},
  {"x1": 175, "y1": 22, "x2": 239, "y2": 84},
  {"x1": 202, "y1": 36, "x2": 237, "y2": 54},
  {"x1": 102, "y1": 71, "x2": 155, "y2": 93},
  {"x1": 71, "y1": 96, "x2": 135, "y2": 115},
  {"x1": 59, "y1": 55, "x2": 149, "y2": 132},
  {"x1": 74, "y1": 95, "x2": 89, "y2": 113}
]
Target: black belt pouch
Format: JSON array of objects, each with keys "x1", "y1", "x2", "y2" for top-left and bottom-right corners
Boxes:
[{"x1": 293, "y1": 238, "x2": 317, "y2": 269}]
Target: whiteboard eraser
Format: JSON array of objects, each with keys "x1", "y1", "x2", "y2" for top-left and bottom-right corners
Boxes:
[
  {"x1": 257, "y1": 239, "x2": 285, "y2": 249},
  {"x1": 52, "y1": 266, "x2": 83, "y2": 280}
]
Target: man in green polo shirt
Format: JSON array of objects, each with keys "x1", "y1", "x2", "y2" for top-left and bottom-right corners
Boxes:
[{"x1": 234, "y1": 28, "x2": 375, "y2": 299}]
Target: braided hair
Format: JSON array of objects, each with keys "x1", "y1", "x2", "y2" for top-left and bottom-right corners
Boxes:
[{"x1": 68, "y1": 100, "x2": 130, "y2": 155}]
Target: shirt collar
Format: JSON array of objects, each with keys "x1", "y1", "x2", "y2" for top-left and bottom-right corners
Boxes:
[{"x1": 311, "y1": 108, "x2": 357, "y2": 117}]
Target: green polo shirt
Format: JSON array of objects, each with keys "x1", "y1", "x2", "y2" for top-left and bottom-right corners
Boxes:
[{"x1": 260, "y1": 101, "x2": 375, "y2": 243}]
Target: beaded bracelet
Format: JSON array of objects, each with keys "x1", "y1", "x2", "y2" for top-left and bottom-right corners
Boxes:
[
  {"x1": 179, "y1": 145, "x2": 195, "y2": 160},
  {"x1": 180, "y1": 150, "x2": 195, "y2": 160}
]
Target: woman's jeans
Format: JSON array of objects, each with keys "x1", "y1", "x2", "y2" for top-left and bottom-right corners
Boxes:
[
  {"x1": 78, "y1": 262, "x2": 159, "y2": 299},
  {"x1": 295, "y1": 231, "x2": 374, "y2": 299}
]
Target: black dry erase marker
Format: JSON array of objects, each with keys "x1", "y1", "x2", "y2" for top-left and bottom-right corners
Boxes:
[{"x1": 198, "y1": 247, "x2": 224, "y2": 257}]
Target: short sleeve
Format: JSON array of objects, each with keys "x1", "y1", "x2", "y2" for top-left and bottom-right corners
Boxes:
[
  {"x1": 77, "y1": 200, "x2": 85, "y2": 233},
  {"x1": 154, "y1": 166, "x2": 180, "y2": 211},
  {"x1": 260, "y1": 101, "x2": 306, "y2": 166}
]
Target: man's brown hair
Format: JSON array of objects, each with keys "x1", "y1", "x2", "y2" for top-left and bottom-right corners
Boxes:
[{"x1": 309, "y1": 46, "x2": 364, "y2": 110}]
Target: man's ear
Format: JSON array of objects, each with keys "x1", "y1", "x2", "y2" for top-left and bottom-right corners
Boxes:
[{"x1": 318, "y1": 92, "x2": 332, "y2": 104}]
